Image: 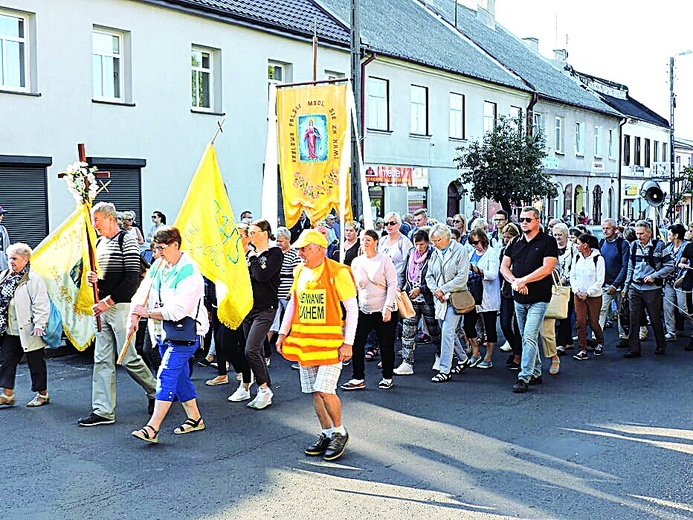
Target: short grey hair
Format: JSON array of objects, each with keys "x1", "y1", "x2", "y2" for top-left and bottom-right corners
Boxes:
[
  {"x1": 601, "y1": 218, "x2": 618, "y2": 227},
  {"x1": 92, "y1": 202, "x2": 117, "y2": 219},
  {"x1": 429, "y1": 223, "x2": 451, "y2": 241},
  {"x1": 276, "y1": 226, "x2": 291, "y2": 240},
  {"x1": 6, "y1": 242, "x2": 32, "y2": 259},
  {"x1": 122, "y1": 210, "x2": 136, "y2": 220},
  {"x1": 553, "y1": 223, "x2": 570, "y2": 236},
  {"x1": 635, "y1": 220, "x2": 652, "y2": 231}
]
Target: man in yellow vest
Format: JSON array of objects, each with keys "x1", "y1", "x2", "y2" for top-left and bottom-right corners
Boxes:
[{"x1": 276, "y1": 229, "x2": 358, "y2": 461}]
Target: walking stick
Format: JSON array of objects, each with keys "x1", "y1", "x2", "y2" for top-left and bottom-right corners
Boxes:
[{"x1": 117, "y1": 261, "x2": 160, "y2": 365}]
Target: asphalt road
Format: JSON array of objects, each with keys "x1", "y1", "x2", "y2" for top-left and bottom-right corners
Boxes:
[{"x1": 1, "y1": 324, "x2": 692, "y2": 520}]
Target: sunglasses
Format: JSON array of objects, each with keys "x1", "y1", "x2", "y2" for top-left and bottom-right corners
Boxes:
[
  {"x1": 452, "y1": 219, "x2": 461, "y2": 224},
  {"x1": 468, "y1": 240, "x2": 480, "y2": 245},
  {"x1": 385, "y1": 221, "x2": 398, "y2": 226},
  {"x1": 519, "y1": 217, "x2": 536, "y2": 223}
]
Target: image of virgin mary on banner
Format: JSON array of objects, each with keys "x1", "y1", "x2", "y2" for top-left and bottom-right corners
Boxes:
[{"x1": 277, "y1": 82, "x2": 352, "y2": 228}]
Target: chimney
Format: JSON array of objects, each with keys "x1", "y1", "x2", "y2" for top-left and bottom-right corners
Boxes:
[
  {"x1": 477, "y1": 0, "x2": 496, "y2": 30},
  {"x1": 553, "y1": 49, "x2": 568, "y2": 62},
  {"x1": 522, "y1": 37, "x2": 539, "y2": 52}
]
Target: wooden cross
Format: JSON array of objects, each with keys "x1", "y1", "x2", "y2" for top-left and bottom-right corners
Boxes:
[{"x1": 58, "y1": 143, "x2": 111, "y2": 332}]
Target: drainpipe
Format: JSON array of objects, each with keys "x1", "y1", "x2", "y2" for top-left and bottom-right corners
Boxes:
[
  {"x1": 526, "y1": 92, "x2": 539, "y2": 136},
  {"x1": 360, "y1": 52, "x2": 377, "y2": 157},
  {"x1": 617, "y1": 117, "x2": 627, "y2": 220}
]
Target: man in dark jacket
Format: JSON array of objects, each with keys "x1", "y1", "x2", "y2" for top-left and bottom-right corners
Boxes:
[{"x1": 598, "y1": 219, "x2": 630, "y2": 347}]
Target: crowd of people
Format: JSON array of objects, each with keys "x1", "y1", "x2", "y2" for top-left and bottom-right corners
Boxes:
[{"x1": 1, "y1": 201, "x2": 692, "y2": 461}]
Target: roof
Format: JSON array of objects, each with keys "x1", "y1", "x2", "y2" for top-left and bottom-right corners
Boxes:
[
  {"x1": 140, "y1": 0, "x2": 350, "y2": 45},
  {"x1": 419, "y1": 0, "x2": 621, "y2": 117},
  {"x1": 316, "y1": 0, "x2": 529, "y2": 92},
  {"x1": 597, "y1": 92, "x2": 669, "y2": 129}
]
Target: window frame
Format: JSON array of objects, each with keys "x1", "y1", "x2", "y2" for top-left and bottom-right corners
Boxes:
[
  {"x1": 533, "y1": 112, "x2": 543, "y2": 135},
  {"x1": 608, "y1": 128, "x2": 617, "y2": 159},
  {"x1": 594, "y1": 125, "x2": 603, "y2": 158},
  {"x1": 644, "y1": 138, "x2": 651, "y2": 168},
  {"x1": 92, "y1": 27, "x2": 124, "y2": 102},
  {"x1": 483, "y1": 101, "x2": 497, "y2": 135},
  {"x1": 575, "y1": 121, "x2": 584, "y2": 156},
  {"x1": 449, "y1": 92, "x2": 465, "y2": 139},
  {"x1": 634, "y1": 136, "x2": 642, "y2": 166},
  {"x1": 366, "y1": 76, "x2": 389, "y2": 131},
  {"x1": 623, "y1": 134, "x2": 631, "y2": 165},
  {"x1": 191, "y1": 45, "x2": 213, "y2": 111},
  {"x1": 410, "y1": 84, "x2": 429, "y2": 136},
  {"x1": 0, "y1": 10, "x2": 29, "y2": 92},
  {"x1": 554, "y1": 116, "x2": 565, "y2": 154}
]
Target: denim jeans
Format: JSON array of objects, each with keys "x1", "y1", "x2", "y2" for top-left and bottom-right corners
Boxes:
[
  {"x1": 439, "y1": 304, "x2": 466, "y2": 374},
  {"x1": 599, "y1": 287, "x2": 626, "y2": 338},
  {"x1": 514, "y1": 301, "x2": 548, "y2": 382}
]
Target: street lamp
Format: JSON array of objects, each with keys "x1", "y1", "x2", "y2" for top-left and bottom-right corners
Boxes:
[{"x1": 669, "y1": 49, "x2": 692, "y2": 221}]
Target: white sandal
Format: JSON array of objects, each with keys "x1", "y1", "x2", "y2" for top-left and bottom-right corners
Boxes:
[
  {"x1": 27, "y1": 393, "x2": 50, "y2": 407},
  {"x1": 0, "y1": 393, "x2": 15, "y2": 406}
]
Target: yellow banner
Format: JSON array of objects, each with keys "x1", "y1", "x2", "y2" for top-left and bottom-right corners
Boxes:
[
  {"x1": 174, "y1": 144, "x2": 253, "y2": 329},
  {"x1": 32, "y1": 204, "x2": 98, "y2": 350},
  {"x1": 277, "y1": 82, "x2": 352, "y2": 228}
]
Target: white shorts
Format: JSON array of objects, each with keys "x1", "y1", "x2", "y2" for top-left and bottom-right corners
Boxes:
[{"x1": 299, "y1": 363, "x2": 343, "y2": 394}]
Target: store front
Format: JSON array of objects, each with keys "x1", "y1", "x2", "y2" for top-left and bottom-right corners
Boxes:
[{"x1": 365, "y1": 165, "x2": 429, "y2": 219}]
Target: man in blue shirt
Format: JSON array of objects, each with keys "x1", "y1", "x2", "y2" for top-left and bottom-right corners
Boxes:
[{"x1": 598, "y1": 219, "x2": 629, "y2": 346}]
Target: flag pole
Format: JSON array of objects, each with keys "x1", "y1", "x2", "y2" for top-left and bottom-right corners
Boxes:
[{"x1": 210, "y1": 119, "x2": 225, "y2": 145}]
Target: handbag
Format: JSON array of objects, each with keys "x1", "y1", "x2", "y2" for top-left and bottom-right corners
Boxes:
[
  {"x1": 545, "y1": 271, "x2": 570, "y2": 320},
  {"x1": 450, "y1": 290, "x2": 476, "y2": 314},
  {"x1": 162, "y1": 300, "x2": 201, "y2": 344},
  {"x1": 42, "y1": 299, "x2": 63, "y2": 349},
  {"x1": 467, "y1": 271, "x2": 483, "y2": 305},
  {"x1": 395, "y1": 290, "x2": 416, "y2": 319}
]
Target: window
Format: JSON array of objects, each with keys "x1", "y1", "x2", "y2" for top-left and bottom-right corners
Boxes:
[
  {"x1": 410, "y1": 85, "x2": 428, "y2": 135},
  {"x1": 268, "y1": 61, "x2": 292, "y2": 85},
  {"x1": 366, "y1": 77, "x2": 389, "y2": 131},
  {"x1": 0, "y1": 11, "x2": 27, "y2": 90},
  {"x1": 449, "y1": 92, "x2": 465, "y2": 139},
  {"x1": 191, "y1": 47, "x2": 213, "y2": 109},
  {"x1": 608, "y1": 129, "x2": 617, "y2": 159},
  {"x1": 92, "y1": 157, "x2": 145, "y2": 225},
  {"x1": 533, "y1": 113, "x2": 543, "y2": 135},
  {"x1": 623, "y1": 134, "x2": 631, "y2": 165},
  {"x1": 555, "y1": 116, "x2": 565, "y2": 153},
  {"x1": 484, "y1": 101, "x2": 497, "y2": 134},
  {"x1": 575, "y1": 122, "x2": 584, "y2": 155},
  {"x1": 644, "y1": 138, "x2": 651, "y2": 168},
  {"x1": 654, "y1": 141, "x2": 660, "y2": 164},
  {"x1": 92, "y1": 29, "x2": 123, "y2": 100},
  {"x1": 509, "y1": 106, "x2": 522, "y2": 130},
  {"x1": 324, "y1": 70, "x2": 344, "y2": 80},
  {"x1": 634, "y1": 137, "x2": 641, "y2": 165},
  {"x1": 594, "y1": 126, "x2": 603, "y2": 158},
  {"x1": 662, "y1": 142, "x2": 669, "y2": 162}
]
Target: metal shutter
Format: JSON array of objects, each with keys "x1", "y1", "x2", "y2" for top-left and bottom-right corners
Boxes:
[
  {"x1": 0, "y1": 162, "x2": 49, "y2": 248},
  {"x1": 90, "y1": 158, "x2": 144, "y2": 228}
]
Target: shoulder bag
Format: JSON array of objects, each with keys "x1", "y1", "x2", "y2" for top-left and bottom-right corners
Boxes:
[
  {"x1": 162, "y1": 300, "x2": 201, "y2": 345},
  {"x1": 436, "y1": 247, "x2": 476, "y2": 314},
  {"x1": 544, "y1": 270, "x2": 570, "y2": 320}
]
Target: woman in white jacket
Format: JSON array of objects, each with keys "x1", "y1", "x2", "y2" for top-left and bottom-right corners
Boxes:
[
  {"x1": 570, "y1": 233, "x2": 605, "y2": 360},
  {"x1": 464, "y1": 229, "x2": 500, "y2": 369}
]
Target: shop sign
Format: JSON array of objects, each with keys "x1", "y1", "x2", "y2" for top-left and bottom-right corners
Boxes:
[
  {"x1": 623, "y1": 183, "x2": 639, "y2": 196},
  {"x1": 591, "y1": 161, "x2": 605, "y2": 173},
  {"x1": 365, "y1": 165, "x2": 413, "y2": 186},
  {"x1": 542, "y1": 157, "x2": 559, "y2": 170}
]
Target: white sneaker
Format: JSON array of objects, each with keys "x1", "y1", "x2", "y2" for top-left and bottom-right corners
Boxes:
[
  {"x1": 393, "y1": 361, "x2": 414, "y2": 375},
  {"x1": 228, "y1": 384, "x2": 251, "y2": 402},
  {"x1": 499, "y1": 341, "x2": 512, "y2": 352},
  {"x1": 432, "y1": 356, "x2": 440, "y2": 371},
  {"x1": 639, "y1": 326, "x2": 648, "y2": 341},
  {"x1": 247, "y1": 388, "x2": 273, "y2": 410}
]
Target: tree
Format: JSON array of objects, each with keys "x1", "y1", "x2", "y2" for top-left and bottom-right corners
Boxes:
[{"x1": 454, "y1": 115, "x2": 557, "y2": 214}]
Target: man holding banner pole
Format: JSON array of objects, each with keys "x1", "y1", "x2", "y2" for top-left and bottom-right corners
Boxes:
[{"x1": 276, "y1": 229, "x2": 358, "y2": 461}]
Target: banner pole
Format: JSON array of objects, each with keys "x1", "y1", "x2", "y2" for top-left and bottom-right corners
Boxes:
[
  {"x1": 262, "y1": 83, "x2": 279, "y2": 230},
  {"x1": 348, "y1": 87, "x2": 372, "y2": 230}
]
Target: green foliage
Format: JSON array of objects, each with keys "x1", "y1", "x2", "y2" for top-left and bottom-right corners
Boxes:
[{"x1": 454, "y1": 115, "x2": 557, "y2": 212}]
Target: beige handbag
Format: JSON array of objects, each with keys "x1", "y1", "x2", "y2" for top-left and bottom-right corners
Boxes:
[
  {"x1": 545, "y1": 271, "x2": 570, "y2": 320},
  {"x1": 450, "y1": 290, "x2": 476, "y2": 314},
  {"x1": 395, "y1": 290, "x2": 416, "y2": 319}
]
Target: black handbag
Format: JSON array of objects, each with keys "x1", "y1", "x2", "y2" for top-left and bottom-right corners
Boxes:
[
  {"x1": 162, "y1": 301, "x2": 201, "y2": 345},
  {"x1": 467, "y1": 271, "x2": 483, "y2": 305}
]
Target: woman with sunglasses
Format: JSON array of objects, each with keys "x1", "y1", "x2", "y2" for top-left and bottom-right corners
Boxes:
[
  {"x1": 465, "y1": 229, "x2": 500, "y2": 369},
  {"x1": 452, "y1": 214, "x2": 468, "y2": 245},
  {"x1": 146, "y1": 211, "x2": 166, "y2": 245},
  {"x1": 122, "y1": 210, "x2": 145, "y2": 247}
]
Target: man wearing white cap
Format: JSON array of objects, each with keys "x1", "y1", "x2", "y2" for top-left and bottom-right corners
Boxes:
[
  {"x1": 276, "y1": 229, "x2": 358, "y2": 461},
  {"x1": 0, "y1": 206, "x2": 10, "y2": 271}
]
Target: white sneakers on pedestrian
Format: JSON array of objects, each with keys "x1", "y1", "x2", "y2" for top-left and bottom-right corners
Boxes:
[
  {"x1": 499, "y1": 341, "x2": 512, "y2": 352},
  {"x1": 247, "y1": 388, "x2": 273, "y2": 410},
  {"x1": 228, "y1": 384, "x2": 251, "y2": 402},
  {"x1": 432, "y1": 356, "x2": 440, "y2": 371},
  {"x1": 393, "y1": 361, "x2": 414, "y2": 375}
]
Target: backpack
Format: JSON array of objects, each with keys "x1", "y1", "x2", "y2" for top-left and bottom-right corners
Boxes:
[
  {"x1": 116, "y1": 231, "x2": 150, "y2": 279},
  {"x1": 630, "y1": 238, "x2": 659, "y2": 269}
]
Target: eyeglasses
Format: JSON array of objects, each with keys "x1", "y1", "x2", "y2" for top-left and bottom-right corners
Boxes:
[
  {"x1": 385, "y1": 221, "x2": 398, "y2": 226},
  {"x1": 519, "y1": 217, "x2": 536, "y2": 223},
  {"x1": 153, "y1": 243, "x2": 170, "y2": 252},
  {"x1": 431, "y1": 237, "x2": 444, "y2": 244},
  {"x1": 468, "y1": 240, "x2": 480, "y2": 245},
  {"x1": 493, "y1": 218, "x2": 506, "y2": 223}
]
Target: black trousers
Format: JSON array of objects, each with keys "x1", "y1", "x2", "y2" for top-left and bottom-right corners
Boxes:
[
  {"x1": 215, "y1": 323, "x2": 249, "y2": 382},
  {"x1": 352, "y1": 310, "x2": 398, "y2": 380},
  {"x1": 0, "y1": 334, "x2": 47, "y2": 392},
  {"x1": 628, "y1": 287, "x2": 666, "y2": 352},
  {"x1": 500, "y1": 297, "x2": 521, "y2": 355}
]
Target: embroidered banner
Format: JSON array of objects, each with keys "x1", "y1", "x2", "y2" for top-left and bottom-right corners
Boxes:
[{"x1": 277, "y1": 82, "x2": 352, "y2": 228}]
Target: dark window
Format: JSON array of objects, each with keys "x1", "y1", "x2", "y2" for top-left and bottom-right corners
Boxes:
[
  {"x1": 644, "y1": 139, "x2": 651, "y2": 168},
  {"x1": 0, "y1": 155, "x2": 51, "y2": 248},
  {"x1": 90, "y1": 157, "x2": 144, "y2": 225},
  {"x1": 623, "y1": 135, "x2": 631, "y2": 165},
  {"x1": 634, "y1": 137, "x2": 641, "y2": 166}
]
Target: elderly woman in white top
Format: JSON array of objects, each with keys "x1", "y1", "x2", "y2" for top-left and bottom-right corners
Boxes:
[
  {"x1": 570, "y1": 233, "x2": 605, "y2": 361},
  {"x1": 425, "y1": 224, "x2": 470, "y2": 382},
  {"x1": 464, "y1": 229, "x2": 500, "y2": 369},
  {"x1": 378, "y1": 211, "x2": 413, "y2": 282},
  {"x1": 341, "y1": 229, "x2": 398, "y2": 391},
  {"x1": 0, "y1": 243, "x2": 51, "y2": 407},
  {"x1": 553, "y1": 223, "x2": 577, "y2": 355}
]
